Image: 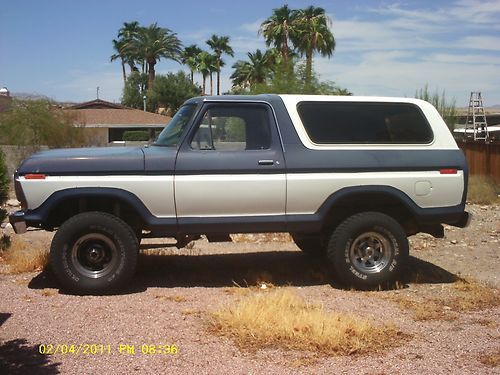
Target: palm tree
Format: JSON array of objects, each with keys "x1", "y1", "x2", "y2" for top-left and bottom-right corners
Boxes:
[
  {"x1": 207, "y1": 54, "x2": 219, "y2": 95},
  {"x1": 130, "y1": 23, "x2": 183, "y2": 91},
  {"x1": 111, "y1": 39, "x2": 127, "y2": 84},
  {"x1": 246, "y1": 49, "x2": 273, "y2": 85},
  {"x1": 182, "y1": 44, "x2": 202, "y2": 84},
  {"x1": 265, "y1": 47, "x2": 284, "y2": 67},
  {"x1": 196, "y1": 51, "x2": 217, "y2": 95},
  {"x1": 117, "y1": 21, "x2": 141, "y2": 74},
  {"x1": 230, "y1": 60, "x2": 252, "y2": 89},
  {"x1": 206, "y1": 35, "x2": 234, "y2": 95},
  {"x1": 294, "y1": 6, "x2": 335, "y2": 85},
  {"x1": 230, "y1": 49, "x2": 272, "y2": 89},
  {"x1": 259, "y1": 5, "x2": 299, "y2": 65}
]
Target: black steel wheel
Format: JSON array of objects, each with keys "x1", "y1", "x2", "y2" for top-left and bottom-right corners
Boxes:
[{"x1": 50, "y1": 212, "x2": 138, "y2": 294}]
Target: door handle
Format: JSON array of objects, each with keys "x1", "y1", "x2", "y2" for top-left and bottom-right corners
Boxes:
[{"x1": 258, "y1": 160, "x2": 274, "y2": 166}]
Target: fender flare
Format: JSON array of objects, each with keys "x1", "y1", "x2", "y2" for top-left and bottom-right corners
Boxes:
[{"x1": 23, "y1": 187, "x2": 160, "y2": 226}]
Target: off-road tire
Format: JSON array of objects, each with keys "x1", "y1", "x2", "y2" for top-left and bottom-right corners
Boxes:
[
  {"x1": 50, "y1": 211, "x2": 138, "y2": 295},
  {"x1": 327, "y1": 212, "x2": 408, "y2": 289}
]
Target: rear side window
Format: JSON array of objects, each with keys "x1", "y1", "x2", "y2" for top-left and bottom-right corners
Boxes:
[{"x1": 297, "y1": 102, "x2": 433, "y2": 144}]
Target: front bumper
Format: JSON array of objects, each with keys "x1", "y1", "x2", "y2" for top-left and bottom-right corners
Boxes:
[{"x1": 9, "y1": 211, "x2": 27, "y2": 234}]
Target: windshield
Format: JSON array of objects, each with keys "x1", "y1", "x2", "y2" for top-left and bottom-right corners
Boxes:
[{"x1": 154, "y1": 104, "x2": 197, "y2": 146}]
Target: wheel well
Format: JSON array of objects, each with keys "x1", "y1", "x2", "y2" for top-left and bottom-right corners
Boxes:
[
  {"x1": 321, "y1": 192, "x2": 417, "y2": 236},
  {"x1": 45, "y1": 196, "x2": 145, "y2": 232}
]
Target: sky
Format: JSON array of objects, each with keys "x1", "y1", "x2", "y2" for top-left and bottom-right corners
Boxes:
[{"x1": 1, "y1": 0, "x2": 500, "y2": 107}]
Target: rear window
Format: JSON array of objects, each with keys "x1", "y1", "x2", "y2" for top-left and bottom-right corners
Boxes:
[{"x1": 296, "y1": 102, "x2": 433, "y2": 144}]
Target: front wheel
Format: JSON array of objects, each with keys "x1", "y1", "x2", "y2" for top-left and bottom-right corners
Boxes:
[
  {"x1": 50, "y1": 212, "x2": 138, "y2": 295},
  {"x1": 327, "y1": 212, "x2": 408, "y2": 289}
]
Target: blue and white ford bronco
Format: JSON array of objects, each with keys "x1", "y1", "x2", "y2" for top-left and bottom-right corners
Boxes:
[{"x1": 10, "y1": 95, "x2": 470, "y2": 294}]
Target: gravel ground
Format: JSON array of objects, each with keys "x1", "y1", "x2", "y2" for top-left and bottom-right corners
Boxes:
[{"x1": 0, "y1": 204, "x2": 499, "y2": 374}]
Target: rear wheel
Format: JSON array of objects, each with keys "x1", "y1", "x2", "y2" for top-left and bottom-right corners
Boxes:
[
  {"x1": 50, "y1": 212, "x2": 138, "y2": 294},
  {"x1": 327, "y1": 212, "x2": 408, "y2": 289}
]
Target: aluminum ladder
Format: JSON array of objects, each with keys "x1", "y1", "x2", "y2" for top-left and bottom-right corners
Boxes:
[{"x1": 464, "y1": 92, "x2": 489, "y2": 141}]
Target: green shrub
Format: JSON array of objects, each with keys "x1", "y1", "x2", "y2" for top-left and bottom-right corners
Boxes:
[
  {"x1": 467, "y1": 176, "x2": 499, "y2": 205},
  {"x1": 123, "y1": 130, "x2": 149, "y2": 142},
  {"x1": 149, "y1": 71, "x2": 200, "y2": 114},
  {"x1": 0, "y1": 99, "x2": 89, "y2": 149},
  {"x1": 0, "y1": 150, "x2": 8, "y2": 223},
  {"x1": 248, "y1": 62, "x2": 351, "y2": 96},
  {"x1": 415, "y1": 85, "x2": 456, "y2": 131}
]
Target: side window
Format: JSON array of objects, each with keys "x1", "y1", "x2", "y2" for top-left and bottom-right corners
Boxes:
[
  {"x1": 190, "y1": 105, "x2": 271, "y2": 151},
  {"x1": 297, "y1": 102, "x2": 433, "y2": 144}
]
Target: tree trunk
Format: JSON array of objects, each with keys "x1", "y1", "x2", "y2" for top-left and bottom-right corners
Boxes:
[
  {"x1": 190, "y1": 70, "x2": 194, "y2": 84},
  {"x1": 216, "y1": 72, "x2": 220, "y2": 95},
  {"x1": 305, "y1": 50, "x2": 313, "y2": 87},
  {"x1": 283, "y1": 28, "x2": 289, "y2": 64},
  {"x1": 202, "y1": 75, "x2": 206, "y2": 95},
  {"x1": 210, "y1": 73, "x2": 213, "y2": 96},
  {"x1": 128, "y1": 62, "x2": 138, "y2": 74},
  {"x1": 216, "y1": 60, "x2": 221, "y2": 95},
  {"x1": 121, "y1": 59, "x2": 127, "y2": 84},
  {"x1": 148, "y1": 62, "x2": 155, "y2": 93}
]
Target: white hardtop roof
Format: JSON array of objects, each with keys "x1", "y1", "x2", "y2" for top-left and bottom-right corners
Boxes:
[
  {"x1": 278, "y1": 94, "x2": 427, "y2": 105},
  {"x1": 279, "y1": 94, "x2": 458, "y2": 150}
]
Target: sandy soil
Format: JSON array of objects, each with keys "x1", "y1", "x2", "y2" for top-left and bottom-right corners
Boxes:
[{"x1": 0, "y1": 204, "x2": 498, "y2": 374}]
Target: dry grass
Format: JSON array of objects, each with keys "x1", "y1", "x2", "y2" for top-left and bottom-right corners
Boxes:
[
  {"x1": 14, "y1": 278, "x2": 30, "y2": 286},
  {"x1": 40, "y1": 288, "x2": 57, "y2": 297},
  {"x1": 223, "y1": 286, "x2": 251, "y2": 296},
  {"x1": 154, "y1": 294, "x2": 187, "y2": 303},
  {"x1": 385, "y1": 278, "x2": 499, "y2": 321},
  {"x1": 467, "y1": 175, "x2": 500, "y2": 205},
  {"x1": 181, "y1": 308, "x2": 202, "y2": 317},
  {"x1": 451, "y1": 278, "x2": 499, "y2": 310},
  {"x1": 387, "y1": 297, "x2": 448, "y2": 321},
  {"x1": 479, "y1": 348, "x2": 500, "y2": 367},
  {"x1": 0, "y1": 234, "x2": 11, "y2": 251},
  {"x1": 282, "y1": 353, "x2": 320, "y2": 368},
  {"x1": 208, "y1": 289, "x2": 403, "y2": 355},
  {"x1": 475, "y1": 318, "x2": 498, "y2": 329},
  {"x1": 0, "y1": 236, "x2": 49, "y2": 274}
]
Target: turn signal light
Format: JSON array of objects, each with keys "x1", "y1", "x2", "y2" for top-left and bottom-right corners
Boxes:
[{"x1": 24, "y1": 174, "x2": 46, "y2": 180}]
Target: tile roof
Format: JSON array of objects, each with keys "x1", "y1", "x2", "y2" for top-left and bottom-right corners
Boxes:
[
  {"x1": 68, "y1": 108, "x2": 171, "y2": 127},
  {"x1": 64, "y1": 99, "x2": 172, "y2": 127},
  {"x1": 67, "y1": 99, "x2": 127, "y2": 109}
]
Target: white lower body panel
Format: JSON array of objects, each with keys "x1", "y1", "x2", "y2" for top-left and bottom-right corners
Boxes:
[
  {"x1": 19, "y1": 171, "x2": 464, "y2": 220},
  {"x1": 286, "y1": 171, "x2": 464, "y2": 214}
]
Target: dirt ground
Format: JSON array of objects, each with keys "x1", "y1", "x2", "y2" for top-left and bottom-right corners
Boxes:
[{"x1": 0, "y1": 204, "x2": 498, "y2": 374}]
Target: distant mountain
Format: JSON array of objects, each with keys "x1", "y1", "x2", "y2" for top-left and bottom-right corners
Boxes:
[
  {"x1": 12, "y1": 92, "x2": 51, "y2": 100},
  {"x1": 11, "y1": 93, "x2": 78, "y2": 107}
]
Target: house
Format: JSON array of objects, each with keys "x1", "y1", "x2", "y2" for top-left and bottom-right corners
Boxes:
[
  {"x1": 0, "y1": 87, "x2": 12, "y2": 112},
  {"x1": 65, "y1": 99, "x2": 171, "y2": 145}
]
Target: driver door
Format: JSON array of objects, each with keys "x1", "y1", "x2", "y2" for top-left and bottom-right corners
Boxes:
[{"x1": 174, "y1": 102, "x2": 286, "y2": 233}]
